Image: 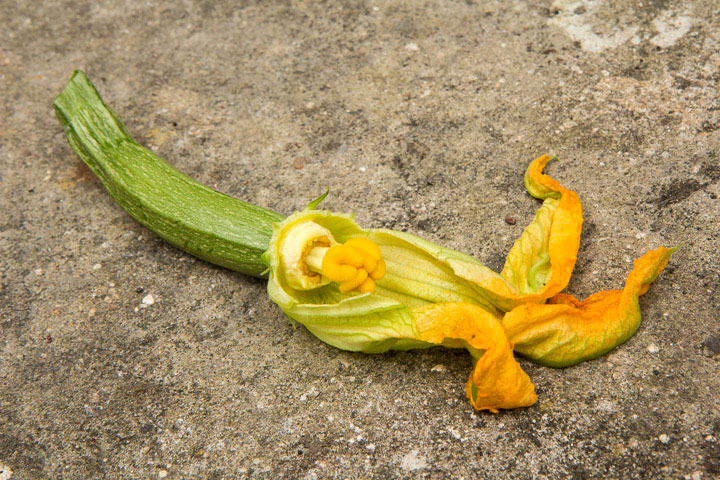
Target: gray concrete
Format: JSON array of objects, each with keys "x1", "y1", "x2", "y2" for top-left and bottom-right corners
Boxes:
[{"x1": 1, "y1": 1, "x2": 719, "y2": 478}]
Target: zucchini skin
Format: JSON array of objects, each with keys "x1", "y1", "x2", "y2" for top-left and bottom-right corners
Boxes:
[{"x1": 53, "y1": 71, "x2": 285, "y2": 278}]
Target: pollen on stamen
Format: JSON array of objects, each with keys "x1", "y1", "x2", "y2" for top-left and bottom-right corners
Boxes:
[{"x1": 319, "y1": 237, "x2": 386, "y2": 294}]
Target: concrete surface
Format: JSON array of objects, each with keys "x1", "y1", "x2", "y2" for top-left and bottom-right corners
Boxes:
[{"x1": 1, "y1": 0, "x2": 719, "y2": 478}]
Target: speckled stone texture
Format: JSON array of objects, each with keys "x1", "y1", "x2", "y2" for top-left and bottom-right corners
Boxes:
[{"x1": 1, "y1": 1, "x2": 719, "y2": 479}]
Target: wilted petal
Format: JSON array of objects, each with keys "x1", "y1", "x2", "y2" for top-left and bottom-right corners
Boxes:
[
  {"x1": 413, "y1": 302, "x2": 537, "y2": 412},
  {"x1": 502, "y1": 247, "x2": 675, "y2": 367},
  {"x1": 452, "y1": 155, "x2": 584, "y2": 311}
]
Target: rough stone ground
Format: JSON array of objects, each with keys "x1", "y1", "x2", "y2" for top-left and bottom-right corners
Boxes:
[{"x1": 1, "y1": 0, "x2": 719, "y2": 478}]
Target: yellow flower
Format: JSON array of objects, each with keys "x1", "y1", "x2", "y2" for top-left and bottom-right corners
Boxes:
[{"x1": 262, "y1": 155, "x2": 673, "y2": 412}]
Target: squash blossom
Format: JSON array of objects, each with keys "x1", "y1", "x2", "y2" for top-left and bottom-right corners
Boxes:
[
  {"x1": 54, "y1": 71, "x2": 675, "y2": 413},
  {"x1": 261, "y1": 155, "x2": 674, "y2": 412}
]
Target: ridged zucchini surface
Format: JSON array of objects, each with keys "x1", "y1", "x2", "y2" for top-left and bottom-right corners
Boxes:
[{"x1": 54, "y1": 71, "x2": 284, "y2": 278}]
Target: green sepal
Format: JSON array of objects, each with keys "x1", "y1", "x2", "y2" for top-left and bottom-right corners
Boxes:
[{"x1": 306, "y1": 189, "x2": 329, "y2": 210}]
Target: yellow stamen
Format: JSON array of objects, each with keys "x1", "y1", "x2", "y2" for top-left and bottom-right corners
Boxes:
[
  {"x1": 304, "y1": 236, "x2": 386, "y2": 294},
  {"x1": 344, "y1": 237, "x2": 382, "y2": 261},
  {"x1": 369, "y1": 258, "x2": 386, "y2": 280},
  {"x1": 357, "y1": 277, "x2": 376, "y2": 294},
  {"x1": 339, "y1": 268, "x2": 368, "y2": 293}
]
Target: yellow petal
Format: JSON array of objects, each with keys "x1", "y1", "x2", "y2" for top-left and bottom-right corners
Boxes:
[
  {"x1": 446, "y1": 155, "x2": 584, "y2": 312},
  {"x1": 501, "y1": 155, "x2": 583, "y2": 302},
  {"x1": 502, "y1": 247, "x2": 675, "y2": 367},
  {"x1": 412, "y1": 302, "x2": 537, "y2": 412}
]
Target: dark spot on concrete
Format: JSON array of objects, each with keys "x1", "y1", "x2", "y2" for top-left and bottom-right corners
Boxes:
[
  {"x1": 71, "y1": 161, "x2": 96, "y2": 182},
  {"x1": 704, "y1": 441, "x2": 720, "y2": 474},
  {"x1": 673, "y1": 75, "x2": 699, "y2": 90},
  {"x1": 624, "y1": 62, "x2": 649, "y2": 80},
  {"x1": 578, "y1": 220, "x2": 597, "y2": 256},
  {"x1": 140, "y1": 423, "x2": 155, "y2": 435},
  {"x1": 659, "y1": 114, "x2": 679, "y2": 126},
  {"x1": 485, "y1": 251, "x2": 506, "y2": 272},
  {"x1": 702, "y1": 333, "x2": 720, "y2": 357},
  {"x1": 647, "y1": 0, "x2": 670, "y2": 10},
  {"x1": 392, "y1": 142, "x2": 429, "y2": 182},
  {"x1": 699, "y1": 120, "x2": 719, "y2": 133},
  {"x1": 542, "y1": 7, "x2": 561, "y2": 17},
  {"x1": 653, "y1": 179, "x2": 706, "y2": 207},
  {"x1": 700, "y1": 159, "x2": 720, "y2": 181}
]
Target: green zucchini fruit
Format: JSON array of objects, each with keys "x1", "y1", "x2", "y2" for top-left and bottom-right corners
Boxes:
[{"x1": 53, "y1": 70, "x2": 284, "y2": 278}]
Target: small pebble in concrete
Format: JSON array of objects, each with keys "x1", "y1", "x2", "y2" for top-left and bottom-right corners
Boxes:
[
  {"x1": 293, "y1": 157, "x2": 306, "y2": 169},
  {"x1": 505, "y1": 216, "x2": 516, "y2": 225},
  {"x1": 647, "y1": 343, "x2": 660, "y2": 353},
  {"x1": 399, "y1": 449, "x2": 427, "y2": 471},
  {"x1": 701, "y1": 333, "x2": 720, "y2": 357},
  {"x1": 158, "y1": 470, "x2": 168, "y2": 478},
  {"x1": 659, "y1": 434, "x2": 670, "y2": 444},
  {"x1": 142, "y1": 294, "x2": 155, "y2": 306},
  {"x1": 430, "y1": 364, "x2": 447, "y2": 372}
]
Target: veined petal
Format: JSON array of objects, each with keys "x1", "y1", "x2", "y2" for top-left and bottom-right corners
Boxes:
[
  {"x1": 412, "y1": 303, "x2": 537, "y2": 412},
  {"x1": 368, "y1": 230, "x2": 503, "y2": 316},
  {"x1": 264, "y1": 208, "x2": 539, "y2": 413},
  {"x1": 502, "y1": 247, "x2": 675, "y2": 367},
  {"x1": 264, "y1": 156, "x2": 584, "y2": 354},
  {"x1": 284, "y1": 293, "x2": 426, "y2": 353}
]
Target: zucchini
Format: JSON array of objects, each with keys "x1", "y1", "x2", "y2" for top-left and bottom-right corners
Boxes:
[{"x1": 53, "y1": 71, "x2": 285, "y2": 278}]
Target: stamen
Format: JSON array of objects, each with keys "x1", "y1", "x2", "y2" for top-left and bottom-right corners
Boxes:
[
  {"x1": 338, "y1": 268, "x2": 368, "y2": 293},
  {"x1": 304, "y1": 236, "x2": 386, "y2": 294}
]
